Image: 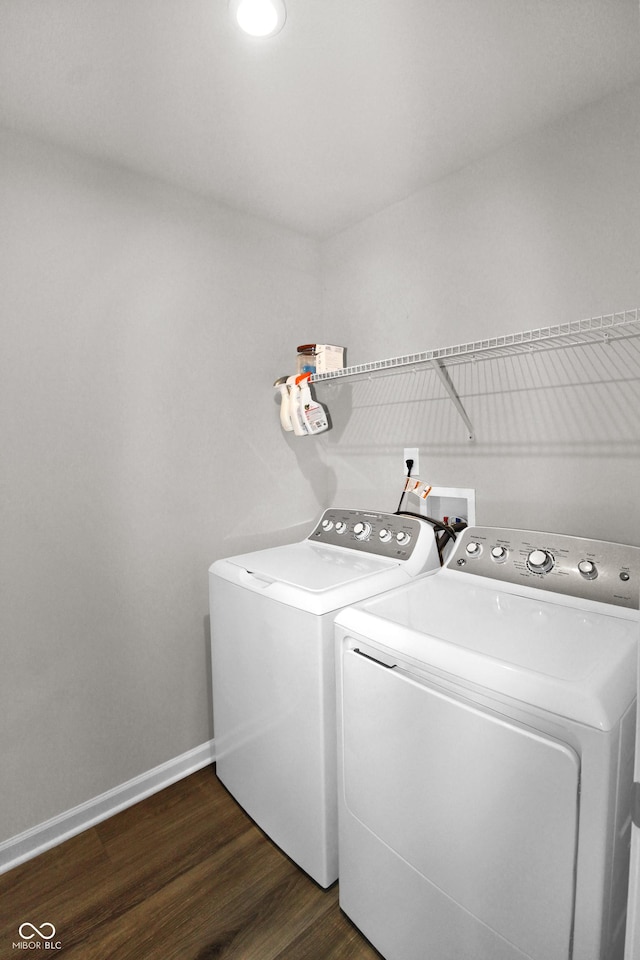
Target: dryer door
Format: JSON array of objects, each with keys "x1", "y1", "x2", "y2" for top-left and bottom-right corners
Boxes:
[{"x1": 341, "y1": 648, "x2": 580, "y2": 960}]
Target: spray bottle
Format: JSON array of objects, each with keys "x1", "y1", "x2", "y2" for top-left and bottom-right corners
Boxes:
[
  {"x1": 287, "y1": 374, "x2": 308, "y2": 436},
  {"x1": 296, "y1": 373, "x2": 329, "y2": 435},
  {"x1": 273, "y1": 376, "x2": 293, "y2": 432}
]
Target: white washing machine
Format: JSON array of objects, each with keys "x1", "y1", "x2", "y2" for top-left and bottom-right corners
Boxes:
[
  {"x1": 335, "y1": 526, "x2": 640, "y2": 960},
  {"x1": 209, "y1": 507, "x2": 444, "y2": 888}
]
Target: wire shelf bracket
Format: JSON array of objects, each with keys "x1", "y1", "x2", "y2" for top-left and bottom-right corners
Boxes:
[{"x1": 430, "y1": 359, "x2": 475, "y2": 441}]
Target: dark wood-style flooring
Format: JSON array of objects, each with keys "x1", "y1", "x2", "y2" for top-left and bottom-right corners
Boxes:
[{"x1": 0, "y1": 767, "x2": 381, "y2": 959}]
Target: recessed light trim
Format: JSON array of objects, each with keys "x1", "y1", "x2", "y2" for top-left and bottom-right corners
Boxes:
[{"x1": 229, "y1": 0, "x2": 287, "y2": 38}]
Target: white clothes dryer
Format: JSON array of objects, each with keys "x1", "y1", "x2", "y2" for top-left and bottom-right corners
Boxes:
[
  {"x1": 335, "y1": 526, "x2": 640, "y2": 960},
  {"x1": 625, "y1": 642, "x2": 640, "y2": 959},
  {"x1": 209, "y1": 507, "x2": 443, "y2": 888}
]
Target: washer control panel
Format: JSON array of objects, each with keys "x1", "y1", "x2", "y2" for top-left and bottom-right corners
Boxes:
[
  {"x1": 309, "y1": 509, "x2": 426, "y2": 561},
  {"x1": 448, "y1": 527, "x2": 640, "y2": 609}
]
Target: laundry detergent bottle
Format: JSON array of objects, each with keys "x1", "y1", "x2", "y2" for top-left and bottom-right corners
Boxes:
[{"x1": 297, "y1": 373, "x2": 329, "y2": 435}]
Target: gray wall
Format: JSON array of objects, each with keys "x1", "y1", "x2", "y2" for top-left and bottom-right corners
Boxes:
[
  {"x1": 0, "y1": 129, "x2": 323, "y2": 842},
  {"x1": 318, "y1": 82, "x2": 640, "y2": 544}
]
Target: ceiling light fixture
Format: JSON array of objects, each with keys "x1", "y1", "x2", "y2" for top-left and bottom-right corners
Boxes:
[{"x1": 229, "y1": 0, "x2": 287, "y2": 38}]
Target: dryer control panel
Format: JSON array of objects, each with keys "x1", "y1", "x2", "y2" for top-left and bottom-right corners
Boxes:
[
  {"x1": 448, "y1": 526, "x2": 640, "y2": 609},
  {"x1": 309, "y1": 509, "x2": 427, "y2": 562}
]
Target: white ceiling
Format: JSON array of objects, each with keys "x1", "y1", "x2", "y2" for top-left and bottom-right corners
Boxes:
[{"x1": 1, "y1": 0, "x2": 639, "y2": 238}]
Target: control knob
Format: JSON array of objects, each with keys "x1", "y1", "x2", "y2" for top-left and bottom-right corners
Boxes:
[
  {"x1": 321, "y1": 518, "x2": 333, "y2": 531},
  {"x1": 491, "y1": 545, "x2": 508, "y2": 562},
  {"x1": 396, "y1": 531, "x2": 411, "y2": 545},
  {"x1": 527, "y1": 549, "x2": 554, "y2": 574},
  {"x1": 378, "y1": 528, "x2": 393, "y2": 543},
  {"x1": 578, "y1": 559, "x2": 598, "y2": 580},
  {"x1": 353, "y1": 521, "x2": 372, "y2": 541},
  {"x1": 335, "y1": 521, "x2": 347, "y2": 534},
  {"x1": 465, "y1": 542, "x2": 482, "y2": 557}
]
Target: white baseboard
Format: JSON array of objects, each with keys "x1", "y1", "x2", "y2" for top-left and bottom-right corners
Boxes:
[{"x1": 0, "y1": 739, "x2": 216, "y2": 875}]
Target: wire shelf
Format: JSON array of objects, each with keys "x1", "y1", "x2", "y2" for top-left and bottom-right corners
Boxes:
[{"x1": 309, "y1": 309, "x2": 640, "y2": 384}]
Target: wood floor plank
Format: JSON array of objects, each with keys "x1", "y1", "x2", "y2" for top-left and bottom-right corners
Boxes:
[
  {"x1": 0, "y1": 828, "x2": 109, "y2": 948},
  {"x1": 273, "y1": 895, "x2": 382, "y2": 960},
  {"x1": 0, "y1": 767, "x2": 382, "y2": 960},
  {"x1": 60, "y1": 828, "x2": 294, "y2": 959},
  {"x1": 191, "y1": 866, "x2": 336, "y2": 960}
]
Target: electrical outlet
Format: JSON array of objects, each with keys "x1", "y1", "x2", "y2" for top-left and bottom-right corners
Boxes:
[{"x1": 403, "y1": 447, "x2": 419, "y2": 476}]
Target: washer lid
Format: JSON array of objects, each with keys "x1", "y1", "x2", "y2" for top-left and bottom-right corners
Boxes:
[
  {"x1": 336, "y1": 573, "x2": 638, "y2": 729},
  {"x1": 227, "y1": 541, "x2": 400, "y2": 591},
  {"x1": 211, "y1": 540, "x2": 410, "y2": 614}
]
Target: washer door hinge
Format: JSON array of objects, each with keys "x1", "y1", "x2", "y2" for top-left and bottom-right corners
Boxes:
[{"x1": 633, "y1": 781, "x2": 640, "y2": 829}]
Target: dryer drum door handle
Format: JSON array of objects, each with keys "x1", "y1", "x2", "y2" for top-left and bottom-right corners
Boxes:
[{"x1": 353, "y1": 648, "x2": 397, "y2": 669}]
